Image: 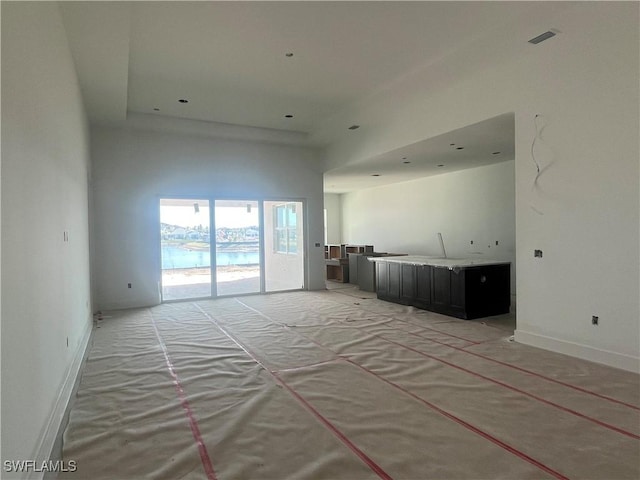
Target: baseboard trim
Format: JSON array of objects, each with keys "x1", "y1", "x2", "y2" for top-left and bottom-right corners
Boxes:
[
  {"x1": 28, "y1": 320, "x2": 94, "y2": 480},
  {"x1": 514, "y1": 329, "x2": 640, "y2": 374}
]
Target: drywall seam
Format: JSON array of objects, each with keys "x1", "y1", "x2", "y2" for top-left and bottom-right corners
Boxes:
[
  {"x1": 514, "y1": 329, "x2": 640, "y2": 374},
  {"x1": 28, "y1": 321, "x2": 93, "y2": 480}
]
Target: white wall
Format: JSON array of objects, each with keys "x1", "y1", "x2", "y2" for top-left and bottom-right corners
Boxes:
[
  {"x1": 341, "y1": 161, "x2": 516, "y2": 294},
  {"x1": 323, "y1": 193, "x2": 342, "y2": 244},
  {"x1": 1, "y1": 1, "x2": 93, "y2": 473},
  {"x1": 322, "y1": 3, "x2": 639, "y2": 371},
  {"x1": 91, "y1": 125, "x2": 325, "y2": 311}
]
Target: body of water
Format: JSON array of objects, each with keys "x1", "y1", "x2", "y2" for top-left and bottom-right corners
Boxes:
[{"x1": 161, "y1": 244, "x2": 259, "y2": 269}]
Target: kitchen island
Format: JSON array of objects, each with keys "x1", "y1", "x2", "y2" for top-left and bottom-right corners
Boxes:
[{"x1": 370, "y1": 256, "x2": 511, "y2": 320}]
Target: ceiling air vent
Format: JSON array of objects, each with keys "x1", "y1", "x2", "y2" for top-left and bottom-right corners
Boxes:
[{"x1": 528, "y1": 30, "x2": 557, "y2": 45}]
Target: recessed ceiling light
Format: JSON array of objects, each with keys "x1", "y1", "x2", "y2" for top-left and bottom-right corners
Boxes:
[
  {"x1": 456, "y1": 146, "x2": 464, "y2": 150},
  {"x1": 492, "y1": 151, "x2": 501, "y2": 155},
  {"x1": 178, "y1": 99, "x2": 189, "y2": 104},
  {"x1": 285, "y1": 52, "x2": 294, "y2": 57},
  {"x1": 284, "y1": 114, "x2": 294, "y2": 118},
  {"x1": 348, "y1": 125, "x2": 360, "y2": 130}
]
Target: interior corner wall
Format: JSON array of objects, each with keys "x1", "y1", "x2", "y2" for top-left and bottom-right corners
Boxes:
[
  {"x1": 323, "y1": 193, "x2": 342, "y2": 244},
  {"x1": 325, "y1": 3, "x2": 639, "y2": 372},
  {"x1": 1, "y1": 1, "x2": 92, "y2": 472},
  {"x1": 341, "y1": 161, "x2": 516, "y2": 295},
  {"x1": 90, "y1": 126, "x2": 325, "y2": 311}
]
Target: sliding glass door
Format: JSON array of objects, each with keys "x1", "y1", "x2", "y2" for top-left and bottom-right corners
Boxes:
[
  {"x1": 160, "y1": 198, "x2": 304, "y2": 301},
  {"x1": 214, "y1": 200, "x2": 261, "y2": 296},
  {"x1": 160, "y1": 199, "x2": 211, "y2": 301}
]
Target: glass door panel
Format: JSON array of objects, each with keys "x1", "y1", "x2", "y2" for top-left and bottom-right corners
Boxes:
[
  {"x1": 160, "y1": 199, "x2": 211, "y2": 301},
  {"x1": 264, "y1": 201, "x2": 304, "y2": 292},
  {"x1": 214, "y1": 200, "x2": 261, "y2": 296}
]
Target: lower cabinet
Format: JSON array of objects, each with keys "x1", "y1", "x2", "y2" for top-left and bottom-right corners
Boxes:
[
  {"x1": 431, "y1": 266, "x2": 466, "y2": 318},
  {"x1": 400, "y1": 264, "x2": 415, "y2": 304},
  {"x1": 377, "y1": 262, "x2": 401, "y2": 302},
  {"x1": 414, "y1": 265, "x2": 432, "y2": 308},
  {"x1": 376, "y1": 262, "x2": 510, "y2": 320}
]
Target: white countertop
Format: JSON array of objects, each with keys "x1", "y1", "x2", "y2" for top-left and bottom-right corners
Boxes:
[{"x1": 369, "y1": 255, "x2": 510, "y2": 269}]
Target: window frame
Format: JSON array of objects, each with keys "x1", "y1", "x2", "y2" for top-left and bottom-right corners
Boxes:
[{"x1": 273, "y1": 202, "x2": 297, "y2": 254}]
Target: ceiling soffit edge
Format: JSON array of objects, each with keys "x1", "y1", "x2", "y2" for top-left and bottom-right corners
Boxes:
[{"x1": 95, "y1": 112, "x2": 323, "y2": 149}]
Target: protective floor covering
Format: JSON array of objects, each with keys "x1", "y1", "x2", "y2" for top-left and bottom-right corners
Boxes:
[{"x1": 61, "y1": 289, "x2": 640, "y2": 480}]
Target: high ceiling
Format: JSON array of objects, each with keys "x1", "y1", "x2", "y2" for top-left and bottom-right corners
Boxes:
[{"x1": 58, "y1": 1, "x2": 565, "y2": 192}]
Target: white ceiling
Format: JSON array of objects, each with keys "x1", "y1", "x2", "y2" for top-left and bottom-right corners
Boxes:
[
  {"x1": 324, "y1": 113, "x2": 515, "y2": 193},
  {"x1": 58, "y1": 1, "x2": 560, "y2": 192}
]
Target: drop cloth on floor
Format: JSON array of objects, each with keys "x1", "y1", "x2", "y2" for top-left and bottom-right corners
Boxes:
[{"x1": 61, "y1": 291, "x2": 640, "y2": 479}]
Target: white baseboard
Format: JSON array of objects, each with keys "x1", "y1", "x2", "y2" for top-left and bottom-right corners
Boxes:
[
  {"x1": 514, "y1": 329, "x2": 640, "y2": 374},
  {"x1": 28, "y1": 320, "x2": 93, "y2": 480}
]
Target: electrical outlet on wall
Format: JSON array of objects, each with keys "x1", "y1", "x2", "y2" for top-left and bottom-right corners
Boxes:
[{"x1": 592, "y1": 315, "x2": 599, "y2": 325}]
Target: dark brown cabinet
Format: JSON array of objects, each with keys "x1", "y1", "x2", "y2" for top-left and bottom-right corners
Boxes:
[
  {"x1": 387, "y1": 262, "x2": 401, "y2": 300},
  {"x1": 400, "y1": 264, "x2": 415, "y2": 304},
  {"x1": 376, "y1": 261, "x2": 402, "y2": 301},
  {"x1": 375, "y1": 260, "x2": 510, "y2": 320},
  {"x1": 414, "y1": 265, "x2": 432, "y2": 308}
]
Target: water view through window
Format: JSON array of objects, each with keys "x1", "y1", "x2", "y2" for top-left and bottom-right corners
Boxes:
[
  {"x1": 160, "y1": 198, "x2": 263, "y2": 300},
  {"x1": 160, "y1": 199, "x2": 212, "y2": 300},
  {"x1": 214, "y1": 200, "x2": 261, "y2": 296},
  {"x1": 160, "y1": 198, "x2": 303, "y2": 301}
]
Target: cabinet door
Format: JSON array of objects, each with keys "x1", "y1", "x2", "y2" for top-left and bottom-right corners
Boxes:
[
  {"x1": 400, "y1": 264, "x2": 416, "y2": 304},
  {"x1": 432, "y1": 267, "x2": 466, "y2": 318},
  {"x1": 449, "y1": 269, "x2": 466, "y2": 309},
  {"x1": 388, "y1": 263, "x2": 401, "y2": 300},
  {"x1": 432, "y1": 267, "x2": 451, "y2": 307},
  {"x1": 415, "y1": 265, "x2": 431, "y2": 306},
  {"x1": 376, "y1": 262, "x2": 389, "y2": 297}
]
